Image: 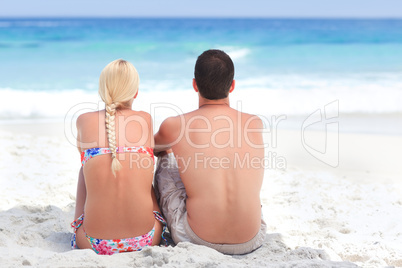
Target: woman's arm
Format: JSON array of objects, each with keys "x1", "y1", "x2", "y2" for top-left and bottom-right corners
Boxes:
[
  {"x1": 74, "y1": 114, "x2": 86, "y2": 219},
  {"x1": 74, "y1": 167, "x2": 86, "y2": 219}
]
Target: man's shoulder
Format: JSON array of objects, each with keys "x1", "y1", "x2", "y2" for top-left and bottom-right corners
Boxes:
[
  {"x1": 184, "y1": 107, "x2": 263, "y2": 125},
  {"x1": 238, "y1": 111, "x2": 263, "y2": 127},
  {"x1": 226, "y1": 108, "x2": 263, "y2": 128},
  {"x1": 162, "y1": 110, "x2": 200, "y2": 124},
  {"x1": 161, "y1": 109, "x2": 263, "y2": 127},
  {"x1": 158, "y1": 115, "x2": 183, "y2": 137},
  {"x1": 161, "y1": 114, "x2": 182, "y2": 126}
]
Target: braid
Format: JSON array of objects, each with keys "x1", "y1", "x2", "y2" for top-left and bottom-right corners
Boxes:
[
  {"x1": 105, "y1": 103, "x2": 122, "y2": 177},
  {"x1": 99, "y1": 59, "x2": 139, "y2": 176}
]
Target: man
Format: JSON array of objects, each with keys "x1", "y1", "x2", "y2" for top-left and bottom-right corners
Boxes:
[{"x1": 154, "y1": 49, "x2": 266, "y2": 254}]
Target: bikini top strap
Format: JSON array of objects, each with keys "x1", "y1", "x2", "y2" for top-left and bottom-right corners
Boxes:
[{"x1": 153, "y1": 211, "x2": 168, "y2": 246}]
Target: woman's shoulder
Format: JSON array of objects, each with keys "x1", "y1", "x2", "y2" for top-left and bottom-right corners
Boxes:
[
  {"x1": 76, "y1": 111, "x2": 103, "y2": 128},
  {"x1": 125, "y1": 110, "x2": 152, "y2": 122}
]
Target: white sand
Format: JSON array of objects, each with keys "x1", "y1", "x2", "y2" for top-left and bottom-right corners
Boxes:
[{"x1": 0, "y1": 120, "x2": 401, "y2": 267}]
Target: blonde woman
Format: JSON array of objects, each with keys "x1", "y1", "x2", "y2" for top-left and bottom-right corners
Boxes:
[{"x1": 71, "y1": 59, "x2": 166, "y2": 255}]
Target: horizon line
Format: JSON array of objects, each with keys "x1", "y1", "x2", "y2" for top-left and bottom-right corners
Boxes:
[{"x1": 1, "y1": 16, "x2": 402, "y2": 20}]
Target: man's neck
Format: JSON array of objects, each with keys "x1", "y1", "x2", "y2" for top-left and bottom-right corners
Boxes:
[{"x1": 198, "y1": 96, "x2": 230, "y2": 108}]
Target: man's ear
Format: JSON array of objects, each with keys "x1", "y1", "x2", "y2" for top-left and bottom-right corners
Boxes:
[
  {"x1": 193, "y1": 78, "x2": 199, "y2": 93},
  {"x1": 229, "y1": 80, "x2": 235, "y2": 93},
  {"x1": 134, "y1": 91, "x2": 139, "y2": 99}
]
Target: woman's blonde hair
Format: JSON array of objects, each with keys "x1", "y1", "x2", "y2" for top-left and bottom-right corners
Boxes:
[{"x1": 98, "y1": 59, "x2": 139, "y2": 177}]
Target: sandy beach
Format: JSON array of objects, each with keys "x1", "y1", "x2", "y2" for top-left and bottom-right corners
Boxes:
[{"x1": 0, "y1": 116, "x2": 401, "y2": 268}]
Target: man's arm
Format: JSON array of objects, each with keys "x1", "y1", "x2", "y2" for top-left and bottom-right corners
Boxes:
[
  {"x1": 154, "y1": 116, "x2": 181, "y2": 154},
  {"x1": 243, "y1": 114, "x2": 265, "y2": 154}
]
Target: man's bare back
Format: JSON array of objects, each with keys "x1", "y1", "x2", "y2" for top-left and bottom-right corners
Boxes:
[
  {"x1": 154, "y1": 50, "x2": 266, "y2": 252},
  {"x1": 155, "y1": 102, "x2": 264, "y2": 244}
]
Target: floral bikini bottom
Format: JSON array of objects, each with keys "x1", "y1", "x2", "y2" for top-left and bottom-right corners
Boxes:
[{"x1": 71, "y1": 211, "x2": 167, "y2": 255}]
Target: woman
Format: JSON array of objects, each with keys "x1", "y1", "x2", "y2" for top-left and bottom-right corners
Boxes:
[{"x1": 71, "y1": 59, "x2": 166, "y2": 255}]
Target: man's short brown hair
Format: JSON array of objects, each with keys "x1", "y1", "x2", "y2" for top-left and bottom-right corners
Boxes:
[{"x1": 194, "y1": 49, "x2": 234, "y2": 100}]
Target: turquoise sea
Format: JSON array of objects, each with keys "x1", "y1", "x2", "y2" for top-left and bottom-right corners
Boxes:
[{"x1": 0, "y1": 18, "x2": 402, "y2": 119}]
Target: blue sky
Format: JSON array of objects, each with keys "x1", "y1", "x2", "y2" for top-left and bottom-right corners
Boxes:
[{"x1": 1, "y1": 0, "x2": 402, "y2": 18}]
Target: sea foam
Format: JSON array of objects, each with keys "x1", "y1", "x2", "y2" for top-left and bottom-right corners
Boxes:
[{"x1": 1, "y1": 74, "x2": 401, "y2": 122}]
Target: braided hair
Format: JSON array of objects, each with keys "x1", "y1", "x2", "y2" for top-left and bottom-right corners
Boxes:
[{"x1": 98, "y1": 59, "x2": 139, "y2": 177}]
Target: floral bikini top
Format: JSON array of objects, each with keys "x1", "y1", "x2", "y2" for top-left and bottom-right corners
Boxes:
[{"x1": 81, "y1": 146, "x2": 154, "y2": 166}]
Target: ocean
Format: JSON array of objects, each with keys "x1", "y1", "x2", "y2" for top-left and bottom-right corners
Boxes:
[{"x1": 0, "y1": 18, "x2": 402, "y2": 120}]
